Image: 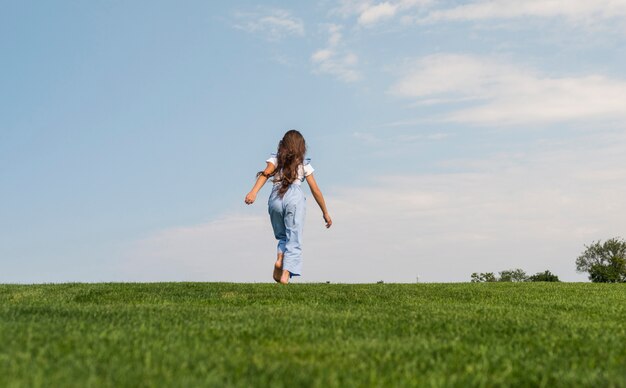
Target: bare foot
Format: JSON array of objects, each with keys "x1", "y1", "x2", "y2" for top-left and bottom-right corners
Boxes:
[
  {"x1": 280, "y1": 269, "x2": 290, "y2": 285},
  {"x1": 273, "y1": 254, "x2": 283, "y2": 283}
]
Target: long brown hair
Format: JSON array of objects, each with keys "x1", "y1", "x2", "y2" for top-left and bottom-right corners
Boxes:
[{"x1": 259, "y1": 130, "x2": 307, "y2": 198}]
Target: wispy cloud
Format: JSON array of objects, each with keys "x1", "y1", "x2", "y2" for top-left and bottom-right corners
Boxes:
[
  {"x1": 421, "y1": 0, "x2": 626, "y2": 24},
  {"x1": 389, "y1": 53, "x2": 626, "y2": 125},
  {"x1": 334, "y1": 0, "x2": 434, "y2": 26},
  {"x1": 333, "y1": 0, "x2": 626, "y2": 34},
  {"x1": 311, "y1": 24, "x2": 360, "y2": 82},
  {"x1": 233, "y1": 8, "x2": 304, "y2": 40},
  {"x1": 352, "y1": 131, "x2": 449, "y2": 144},
  {"x1": 358, "y1": 2, "x2": 398, "y2": 25},
  {"x1": 120, "y1": 216, "x2": 272, "y2": 282}
]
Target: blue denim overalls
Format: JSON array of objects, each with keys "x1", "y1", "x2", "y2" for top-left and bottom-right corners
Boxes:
[{"x1": 268, "y1": 181, "x2": 307, "y2": 278}]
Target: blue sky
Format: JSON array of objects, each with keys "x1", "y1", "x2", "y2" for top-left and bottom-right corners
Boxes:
[{"x1": 2, "y1": 1, "x2": 626, "y2": 283}]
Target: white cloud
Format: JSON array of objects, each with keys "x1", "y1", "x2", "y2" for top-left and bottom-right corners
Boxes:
[
  {"x1": 234, "y1": 9, "x2": 304, "y2": 40},
  {"x1": 421, "y1": 0, "x2": 626, "y2": 24},
  {"x1": 120, "y1": 133, "x2": 626, "y2": 283},
  {"x1": 334, "y1": 0, "x2": 434, "y2": 26},
  {"x1": 389, "y1": 53, "x2": 626, "y2": 125},
  {"x1": 327, "y1": 24, "x2": 343, "y2": 46},
  {"x1": 352, "y1": 131, "x2": 450, "y2": 144},
  {"x1": 353, "y1": 131, "x2": 382, "y2": 144},
  {"x1": 332, "y1": 0, "x2": 378, "y2": 17},
  {"x1": 311, "y1": 49, "x2": 333, "y2": 62},
  {"x1": 311, "y1": 25, "x2": 360, "y2": 82},
  {"x1": 121, "y1": 216, "x2": 272, "y2": 282},
  {"x1": 358, "y1": 2, "x2": 398, "y2": 25}
]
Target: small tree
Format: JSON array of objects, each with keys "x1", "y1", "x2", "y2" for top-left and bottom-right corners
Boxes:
[
  {"x1": 499, "y1": 268, "x2": 528, "y2": 282},
  {"x1": 589, "y1": 261, "x2": 626, "y2": 283},
  {"x1": 576, "y1": 238, "x2": 626, "y2": 283},
  {"x1": 528, "y1": 270, "x2": 560, "y2": 282},
  {"x1": 471, "y1": 272, "x2": 497, "y2": 282}
]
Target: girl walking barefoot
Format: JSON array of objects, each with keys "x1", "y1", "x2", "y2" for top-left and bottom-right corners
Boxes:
[{"x1": 245, "y1": 130, "x2": 332, "y2": 284}]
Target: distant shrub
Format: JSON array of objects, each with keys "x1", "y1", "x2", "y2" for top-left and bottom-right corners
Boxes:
[
  {"x1": 498, "y1": 269, "x2": 528, "y2": 282},
  {"x1": 472, "y1": 269, "x2": 560, "y2": 282},
  {"x1": 471, "y1": 272, "x2": 497, "y2": 283},
  {"x1": 527, "y1": 270, "x2": 560, "y2": 282}
]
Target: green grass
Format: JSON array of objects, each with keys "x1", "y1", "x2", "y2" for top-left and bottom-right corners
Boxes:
[{"x1": 0, "y1": 283, "x2": 625, "y2": 387}]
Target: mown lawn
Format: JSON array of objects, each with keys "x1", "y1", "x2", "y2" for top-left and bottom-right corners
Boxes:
[{"x1": 0, "y1": 282, "x2": 624, "y2": 387}]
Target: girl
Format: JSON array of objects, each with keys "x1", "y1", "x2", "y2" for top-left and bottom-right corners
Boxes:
[{"x1": 245, "y1": 130, "x2": 332, "y2": 284}]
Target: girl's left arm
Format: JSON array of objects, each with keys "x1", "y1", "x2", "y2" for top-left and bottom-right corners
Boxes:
[
  {"x1": 305, "y1": 174, "x2": 332, "y2": 228},
  {"x1": 245, "y1": 162, "x2": 275, "y2": 204}
]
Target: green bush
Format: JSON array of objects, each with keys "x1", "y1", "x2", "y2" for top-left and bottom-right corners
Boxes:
[
  {"x1": 576, "y1": 238, "x2": 626, "y2": 283},
  {"x1": 527, "y1": 270, "x2": 560, "y2": 282}
]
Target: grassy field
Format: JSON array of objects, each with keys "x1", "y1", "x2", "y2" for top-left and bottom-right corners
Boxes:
[{"x1": 0, "y1": 283, "x2": 625, "y2": 387}]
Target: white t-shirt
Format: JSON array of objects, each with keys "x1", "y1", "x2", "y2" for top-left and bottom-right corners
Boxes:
[{"x1": 266, "y1": 153, "x2": 314, "y2": 185}]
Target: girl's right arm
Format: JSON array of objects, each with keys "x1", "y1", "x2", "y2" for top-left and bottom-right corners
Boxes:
[
  {"x1": 245, "y1": 162, "x2": 275, "y2": 205},
  {"x1": 305, "y1": 174, "x2": 332, "y2": 228}
]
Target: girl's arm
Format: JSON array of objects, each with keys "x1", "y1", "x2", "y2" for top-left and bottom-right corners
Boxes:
[
  {"x1": 305, "y1": 174, "x2": 332, "y2": 228},
  {"x1": 245, "y1": 162, "x2": 275, "y2": 204}
]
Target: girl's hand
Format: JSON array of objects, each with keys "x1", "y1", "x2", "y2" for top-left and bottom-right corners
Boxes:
[
  {"x1": 323, "y1": 213, "x2": 332, "y2": 228},
  {"x1": 245, "y1": 162, "x2": 274, "y2": 206},
  {"x1": 245, "y1": 192, "x2": 256, "y2": 205}
]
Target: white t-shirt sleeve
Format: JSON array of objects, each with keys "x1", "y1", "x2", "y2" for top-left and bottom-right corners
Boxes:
[
  {"x1": 303, "y1": 159, "x2": 314, "y2": 177},
  {"x1": 266, "y1": 154, "x2": 278, "y2": 166}
]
